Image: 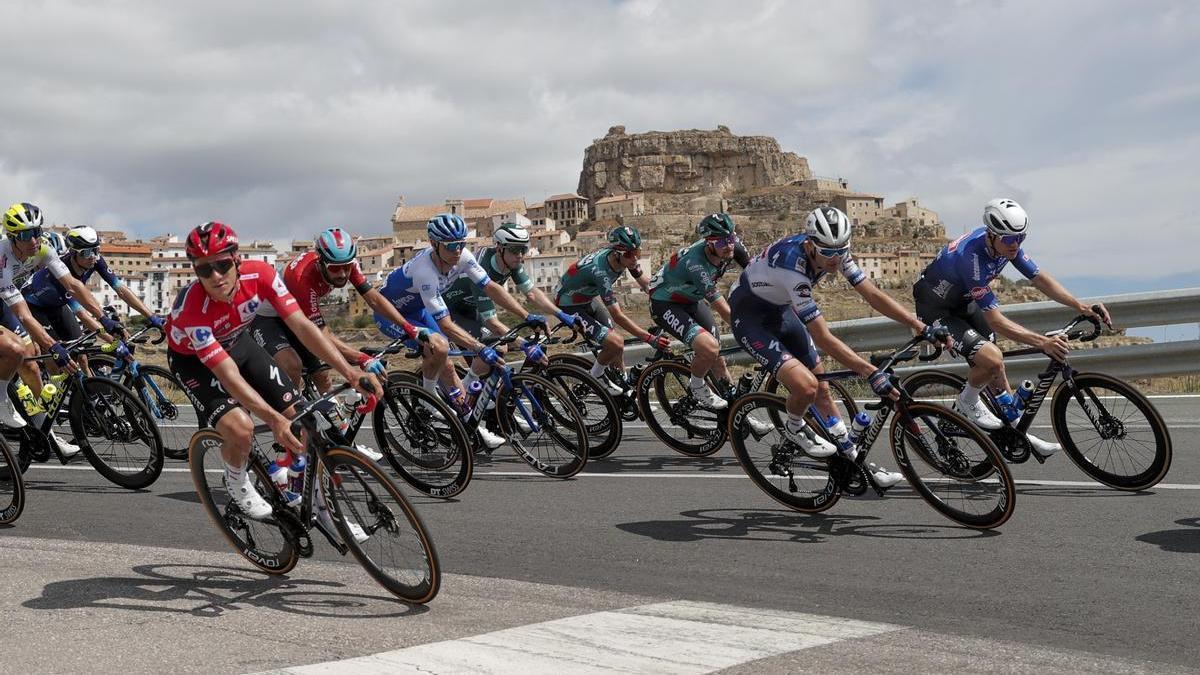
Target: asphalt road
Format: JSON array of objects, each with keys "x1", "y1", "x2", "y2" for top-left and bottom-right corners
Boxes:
[{"x1": 1, "y1": 396, "x2": 1197, "y2": 673}]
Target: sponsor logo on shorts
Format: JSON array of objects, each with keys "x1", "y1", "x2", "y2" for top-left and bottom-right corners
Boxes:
[{"x1": 970, "y1": 286, "x2": 989, "y2": 302}]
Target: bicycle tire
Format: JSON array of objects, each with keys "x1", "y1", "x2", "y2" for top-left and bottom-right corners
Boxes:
[
  {"x1": 69, "y1": 376, "x2": 165, "y2": 489},
  {"x1": 188, "y1": 429, "x2": 299, "y2": 574},
  {"x1": 318, "y1": 447, "x2": 441, "y2": 604},
  {"x1": 495, "y1": 372, "x2": 588, "y2": 478},
  {"x1": 1051, "y1": 372, "x2": 1172, "y2": 490},
  {"x1": 129, "y1": 365, "x2": 196, "y2": 461},
  {"x1": 0, "y1": 436, "x2": 24, "y2": 525},
  {"x1": 764, "y1": 374, "x2": 861, "y2": 420},
  {"x1": 636, "y1": 360, "x2": 727, "y2": 457},
  {"x1": 727, "y1": 392, "x2": 841, "y2": 512},
  {"x1": 373, "y1": 378, "x2": 473, "y2": 498},
  {"x1": 547, "y1": 353, "x2": 594, "y2": 372},
  {"x1": 890, "y1": 402, "x2": 1015, "y2": 529},
  {"x1": 900, "y1": 370, "x2": 965, "y2": 406},
  {"x1": 544, "y1": 363, "x2": 622, "y2": 459}
]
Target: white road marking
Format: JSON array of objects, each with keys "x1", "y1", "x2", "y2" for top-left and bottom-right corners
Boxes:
[{"x1": 251, "y1": 600, "x2": 903, "y2": 674}]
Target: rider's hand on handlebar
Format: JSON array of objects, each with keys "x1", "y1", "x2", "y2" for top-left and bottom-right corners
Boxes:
[
  {"x1": 356, "y1": 352, "x2": 387, "y2": 376},
  {"x1": 524, "y1": 313, "x2": 548, "y2": 329},
  {"x1": 920, "y1": 324, "x2": 954, "y2": 350},
  {"x1": 479, "y1": 345, "x2": 503, "y2": 366},
  {"x1": 49, "y1": 342, "x2": 78, "y2": 373},
  {"x1": 521, "y1": 342, "x2": 547, "y2": 365},
  {"x1": 269, "y1": 414, "x2": 304, "y2": 455},
  {"x1": 1040, "y1": 333, "x2": 1070, "y2": 361},
  {"x1": 644, "y1": 331, "x2": 670, "y2": 351},
  {"x1": 148, "y1": 314, "x2": 166, "y2": 330},
  {"x1": 868, "y1": 368, "x2": 900, "y2": 401},
  {"x1": 347, "y1": 368, "x2": 381, "y2": 400},
  {"x1": 1086, "y1": 303, "x2": 1112, "y2": 330},
  {"x1": 555, "y1": 310, "x2": 577, "y2": 328}
]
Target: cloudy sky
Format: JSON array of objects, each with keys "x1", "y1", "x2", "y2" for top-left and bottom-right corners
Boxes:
[{"x1": 2, "y1": 0, "x2": 1197, "y2": 285}]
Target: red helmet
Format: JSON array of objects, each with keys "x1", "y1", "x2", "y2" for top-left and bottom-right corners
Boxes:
[{"x1": 186, "y1": 221, "x2": 239, "y2": 260}]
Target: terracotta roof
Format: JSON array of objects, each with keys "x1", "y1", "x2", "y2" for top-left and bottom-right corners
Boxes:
[
  {"x1": 527, "y1": 202, "x2": 545, "y2": 210},
  {"x1": 462, "y1": 198, "x2": 493, "y2": 209},
  {"x1": 393, "y1": 197, "x2": 526, "y2": 224},
  {"x1": 100, "y1": 243, "x2": 152, "y2": 255},
  {"x1": 359, "y1": 246, "x2": 393, "y2": 258},
  {"x1": 546, "y1": 193, "x2": 585, "y2": 202}
]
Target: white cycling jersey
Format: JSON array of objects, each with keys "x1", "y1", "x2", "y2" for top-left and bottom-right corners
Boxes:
[
  {"x1": 379, "y1": 247, "x2": 490, "y2": 320},
  {"x1": 0, "y1": 238, "x2": 70, "y2": 307},
  {"x1": 731, "y1": 234, "x2": 865, "y2": 323}
]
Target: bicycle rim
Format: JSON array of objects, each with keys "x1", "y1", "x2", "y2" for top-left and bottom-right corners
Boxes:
[
  {"x1": 373, "y1": 381, "x2": 472, "y2": 498},
  {"x1": 498, "y1": 373, "x2": 588, "y2": 477},
  {"x1": 545, "y1": 364, "x2": 622, "y2": 459},
  {"x1": 637, "y1": 360, "x2": 726, "y2": 457},
  {"x1": 0, "y1": 438, "x2": 24, "y2": 525},
  {"x1": 132, "y1": 365, "x2": 196, "y2": 461},
  {"x1": 70, "y1": 377, "x2": 164, "y2": 489}
]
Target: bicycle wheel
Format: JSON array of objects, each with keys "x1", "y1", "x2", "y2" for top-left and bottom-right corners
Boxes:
[
  {"x1": 373, "y1": 377, "x2": 472, "y2": 498},
  {"x1": 890, "y1": 402, "x2": 1015, "y2": 529},
  {"x1": 547, "y1": 353, "x2": 594, "y2": 372},
  {"x1": 900, "y1": 370, "x2": 964, "y2": 406},
  {"x1": 1051, "y1": 373, "x2": 1172, "y2": 490},
  {"x1": 727, "y1": 392, "x2": 841, "y2": 512},
  {"x1": 317, "y1": 447, "x2": 440, "y2": 603},
  {"x1": 69, "y1": 376, "x2": 164, "y2": 489},
  {"x1": 636, "y1": 360, "x2": 727, "y2": 457},
  {"x1": 764, "y1": 374, "x2": 860, "y2": 420},
  {"x1": 128, "y1": 365, "x2": 197, "y2": 461},
  {"x1": 496, "y1": 372, "x2": 588, "y2": 478},
  {"x1": 0, "y1": 437, "x2": 24, "y2": 525},
  {"x1": 188, "y1": 429, "x2": 299, "y2": 574},
  {"x1": 543, "y1": 363, "x2": 622, "y2": 459}
]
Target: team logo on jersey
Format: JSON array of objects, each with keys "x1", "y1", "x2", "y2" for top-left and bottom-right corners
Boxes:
[
  {"x1": 970, "y1": 286, "x2": 989, "y2": 301},
  {"x1": 170, "y1": 326, "x2": 188, "y2": 344},
  {"x1": 188, "y1": 327, "x2": 214, "y2": 347},
  {"x1": 238, "y1": 296, "x2": 261, "y2": 322},
  {"x1": 794, "y1": 283, "x2": 812, "y2": 298},
  {"x1": 271, "y1": 274, "x2": 289, "y2": 297}
]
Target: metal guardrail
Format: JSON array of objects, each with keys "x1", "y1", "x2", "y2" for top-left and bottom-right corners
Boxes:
[{"x1": 613, "y1": 287, "x2": 1200, "y2": 378}]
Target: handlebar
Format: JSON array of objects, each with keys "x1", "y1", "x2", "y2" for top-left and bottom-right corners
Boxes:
[{"x1": 288, "y1": 378, "x2": 379, "y2": 438}]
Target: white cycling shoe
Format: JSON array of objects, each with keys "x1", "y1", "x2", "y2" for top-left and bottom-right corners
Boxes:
[
  {"x1": 867, "y1": 462, "x2": 904, "y2": 488},
  {"x1": 352, "y1": 444, "x2": 384, "y2": 462},
  {"x1": 783, "y1": 421, "x2": 838, "y2": 458},
  {"x1": 689, "y1": 383, "x2": 728, "y2": 410},
  {"x1": 954, "y1": 397, "x2": 1003, "y2": 430},
  {"x1": 317, "y1": 506, "x2": 368, "y2": 544},
  {"x1": 745, "y1": 415, "x2": 774, "y2": 437},
  {"x1": 600, "y1": 375, "x2": 626, "y2": 397},
  {"x1": 226, "y1": 474, "x2": 273, "y2": 520},
  {"x1": 0, "y1": 397, "x2": 26, "y2": 428},
  {"x1": 51, "y1": 431, "x2": 81, "y2": 458},
  {"x1": 477, "y1": 425, "x2": 507, "y2": 450},
  {"x1": 1027, "y1": 433, "x2": 1061, "y2": 457}
]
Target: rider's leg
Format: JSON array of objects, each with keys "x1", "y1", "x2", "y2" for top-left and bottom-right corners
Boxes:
[
  {"x1": 311, "y1": 368, "x2": 334, "y2": 395},
  {"x1": 0, "y1": 328, "x2": 26, "y2": 426},
  {"x1": 271, "y1": 346, "x2": 305, "y2": 395},
  {"x1": 690, "y1": 329, "x2": 719, "y2": 380},
  {"x1": 954, "y1": 327, "x2": 1005, "y2": 430},
  {"x1": 777, "y1": 359, "x2": 819, "y2": 418},
  {"x1": 216, "y1": 407, "x2": 255, "y2": 468}
]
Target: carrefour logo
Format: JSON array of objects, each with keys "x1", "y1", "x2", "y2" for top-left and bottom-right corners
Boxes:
[
  {"x1": 187, "y1": 326, "x2": 214, "y2": 347},
  {"x1": 238, "y1": 296, "x2": 261, "y2": 321}
]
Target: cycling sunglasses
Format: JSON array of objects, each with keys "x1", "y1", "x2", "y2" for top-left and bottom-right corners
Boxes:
[
  {"x1": 440, "y1": 240, "x2": 467, "y2": 252},
  {"x1": 619, "y1": 248, "x2": 642, "y2": 259},
  {"x1": 322, "y1": 261, "x2": 354, "y2": 273},
  {"x1": 502, "y1": 245, "x2": 529, "y2": 255},
  {"x1": 10, "y1": 227, "x2": 43, "y2": 242},
  {"x1": 77, "y1": 248, "x2": 100, "y2": 259},
  {"x1": 706, "y1": 235, "x2": 737, "y2": 248},
  {"x1": 194, "y1": 257, "x2": 236, "y2": 278},
  {"x1": 815, "y1": 245, "x2": 850, "y2": 258},
  {"x1": 998, "y1": 233, "x2": 1026, "y2": 246}
]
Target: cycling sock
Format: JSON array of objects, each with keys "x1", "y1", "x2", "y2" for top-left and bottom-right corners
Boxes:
[
  {"x1": 689, "y1": 375, "x2": 705, "y2": 389},
  {"x1": 785, "y1": 414, "x2": 807, "y2": 433},
  {"x1": 422, "y1": 377, "x2": 439, "y2": 396},
  {"x1": 960, "y1": 383, "x2": 983, "y2": 405},
  {"x1": 589, "y1": 361, "x2": 606, "y2": 378},
  {"x1": 462, "y1": 371, "x2": 479, "y2": 390},
  {"x1": 224, "y1": 462, "x2": 245, "y2": 485}
]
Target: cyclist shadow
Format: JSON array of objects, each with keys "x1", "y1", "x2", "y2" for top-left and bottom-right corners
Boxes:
[
  {"x1": 25, "y1": 479, "x2": 151, "y2": 495},
  {"x1": 617, "y1": 507, "x2": 999, "y2": 544},
  {"x1": 22, "y1": 563, "x2": 425, "y2": 618},
  {"x1": 584, "y1": 455, "x2": 736, "y2": 473},
  {"x1": 156, "y1": 490, "x2": 201, "y2": 504},
  {"x1": 1136, "y1": 518, "x2": 1200, "y2": 554},
  {"x1": 1016, "y1": 485, "x2": 1156, "y2": 499}
]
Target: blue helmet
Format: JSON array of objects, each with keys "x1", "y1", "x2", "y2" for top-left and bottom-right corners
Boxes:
[
  {"x1": 427, "y1": 213, "x2": 468, "y2": 242},
  {"x1": 315, "y1": 227, "x2": 357, "y2": 264}
]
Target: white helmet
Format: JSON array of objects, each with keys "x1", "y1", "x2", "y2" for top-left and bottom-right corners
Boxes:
[
  {"x1": 66, "y1": 225, "x2": 101, "y2": 250},
  {"x1": 805, "y1": 206, "x2": 852, "y2": 248},
  {"x1": 493, "y1": 222, "x2": 530, "y2": 248},
  {"x1": 982, "y1": 198, "x2": 1028, "y2": 236}
]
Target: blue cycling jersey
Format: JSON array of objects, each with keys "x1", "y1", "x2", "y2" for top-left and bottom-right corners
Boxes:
[
  {"x1": 22, "y1": 252, "x2": 121, "y2": 310},
  {"x1": 378, "y1": 247, "x2": 490, "y2": 322},
  {"x1": 920, "y1": 227, "x2": 1039, "y2": 311}
]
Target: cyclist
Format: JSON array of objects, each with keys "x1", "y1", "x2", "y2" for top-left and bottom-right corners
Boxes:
[
  {"x1": 166, "y1": 221, "x2": 379, "y2": 536},
  {"x1": 252, "y1": 226, "x2": 443, "y2": 405},
  {"x1": 22, "y1": 226, "x2": 165, "y2": 359},
  {"x1": 913, "y1": 198, "x2": 1110, "y2": 456},
  {"x1": 730, "y1": 206, "x2": 949, "y2": 488},
  {"x1": 375, "y1": 214, "x2": 549, "y2": 449},
  {"x1": 0, "y1": 204, "x2": 124, "y2": 457},
  {"x1": 554, "y1": 224, "x2": 665, "y2": 395},
  {"x1": 647, "y1": 212, "x2": 750, "y2": 409}
]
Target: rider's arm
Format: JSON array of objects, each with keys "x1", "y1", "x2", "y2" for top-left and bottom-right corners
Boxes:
[
  {"x1": 360, "y1": 288, "x2": 419, "y2": 339},
  {"x1": 282, "y1": 311, "x2": 372, "y2": 388},
  {"x1": 981, "y1": 306, "x2": 1059, "y2": 347},
  {"x1": 605, "y1": 302, "x2": 650, "y2": 341},
  {"x1": 1030, "y1": 270, "x2": 1107, "y2": 322},
  {"x1": 436, "y1": 314, "x2": 489, "y2": 352},
  {"x1": 482, "y1": 281, "x2": 535, "y2": 321},
  {"x1": 115, "y1": 284, "x2": 156, "y2": 319},
  {"x1": 804, "y1": 314, "x2": 877, "y2": 377},
  {"x1": 711, "y1": 296, "x2": 732, "y2": 324},
  {"x1": 852, "y1": 278, "x2": 926, "y2": 333},
  {"x1": 58, "y1": 275, "x2": 110, "y2": 328},
  {"x1": 10, "y1": 300, "x2": 58, "y2": 351},
  {"x1": 210, "y1": 356, "x2": 291, "y2": 428},
  {"x1": 70, "y1": 300, "x2": 114, "y2": 342}
]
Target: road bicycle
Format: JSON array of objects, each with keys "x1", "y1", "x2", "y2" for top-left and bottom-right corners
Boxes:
[
  {"x1": 902, "y1": 310, "x2": 1172, "y2": 491},
  {"x1": 728, "y1": 333, "x2": 1016, "y2": 529},
  {"x1": 189, "y1": 380, "x2": 441, "y2": 604},
  {"x1": 0, "y1": 434, "x2": 23, "y2": 524}
]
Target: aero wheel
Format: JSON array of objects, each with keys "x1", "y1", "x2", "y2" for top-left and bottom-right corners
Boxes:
[
  {"x1": 128, "y1": 365, "x2": 197, "y2": 461},
  {"x1": 636, "y1": 360, "x2": 726, "y2": 457},
  {"x1": 70, "y1": 376, "x2": 164, "y2": 489},
  {"x1": 373, "y1": 377, "x2": 472, "y2": 498},
  {"x1": 496, "y1": 373, "x2": 588, "y2": 478},
  {"x1": 1051, "y1": 373, "x2": 1172, "y2": 490},
  {"x1": 318, "y1": 447, "x2": 441, "y2": 604},
  {"x1": 546, "y1": 353, "x2": 594, "y2": 372},
  {"x1": 764, "y1": 374, "x2": 861, "y2": 423},
  {"x1": 900, "y1": 370, "x2": 965, "y2": 406},
  {"x1": 188, "y1": 429, "x2": 299, "y2": 574},
  {"x1": 0, "y1": 437, "x2": 25, "y2": 525},
  {"x1": 544, "y1": 363, "x2": 622, "y2": 459},
  {"x1": 890, "y1": 402, "x2": 1015, "y2": 529},
  {"x1": 728, "y1": 392, "x2": 841, "y2": 512}
]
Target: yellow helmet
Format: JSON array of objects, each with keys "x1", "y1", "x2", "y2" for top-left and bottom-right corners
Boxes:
[{"x1": 4, "y1": 202, "x2": 44, "y2": 235}]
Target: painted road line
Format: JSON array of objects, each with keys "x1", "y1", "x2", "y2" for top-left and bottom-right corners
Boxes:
[{"x1": 252, "y1": 600, "x2": 903, "y2": 674}]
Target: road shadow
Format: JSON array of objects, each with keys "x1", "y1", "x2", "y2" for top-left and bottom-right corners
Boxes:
[
  {"x1": 617, "y1": 507, "x2": 999, "y2": 544},
  {"x1": 583, "y1": 454, "x2": 736, "y2": 473},
  {"x1": 1016, "y1": 485, "x2": 1156, "y2": 499},
  {"x1": 25, "y1": 479, "x2": 151, "y2": 496},
  {"x1": 157, "y1": 490, "x2": 201, "y2": 504},
  {"x1": 1136, "y1": 518, "x2": 1200, "y2": 554},
  {"x1": 22, "y1": 563, "x2": 425, "y2": 618}
]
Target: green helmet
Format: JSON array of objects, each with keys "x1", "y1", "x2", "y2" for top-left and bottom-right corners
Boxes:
[
  {"x1": 697, "y1": 212, "x2": 735, "y2": 237},
  {"x1": 607, "y1": 225, "x2": 642, "y2": 251}
]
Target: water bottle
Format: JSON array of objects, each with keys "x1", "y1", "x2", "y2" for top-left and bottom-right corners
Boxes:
[
  {"x1": 995, "y1": 391, "x2": 1021, "y2": 423},
  {"x1": 335, "y1": 390, "x2": 362, "y2": 434},
  {"x1": 40, "y1": 383, "x2": 59, "y2": 406},
  {"x1": 1014, "y1": 380, "x2": 1035, "y2": 410},
  {"x1": 267, "y1": 459, "x2": 289, "y2": 491},
  {"x1": 446, "y1": 386, "x2": 466, "y2": 415},
  {"x1": 15, "y1": 383, "x2": 42, "y2": 416},
  {"x1": 288, "y1": 455, "x2": 307, "y2": 496},
  {"x1": 822, "y1": 415, "x2": 854, "y2": 455},
  {"x1": 736, "y1": 372, "x2": 756, "y2": 396},
  {"x1": 466, "y1": 380, "x2": 483, "y2": 406},
  {"x1": 849, "y1": 411, "x2": 872, "y2": 444}
]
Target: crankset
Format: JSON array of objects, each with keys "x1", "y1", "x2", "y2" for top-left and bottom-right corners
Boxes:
[
  {"x1": 617, "y1": 392, "x2": 640, "y2": 422},
  {"x1": 991, "y1": 427, "x2": 1032, "y2": 463},
  {"x1": 831, "y1": 455, "x2": 869, "y2": 497},
  {"x1": 274, "y1": 508, "x2": 313, "y2": 558}
]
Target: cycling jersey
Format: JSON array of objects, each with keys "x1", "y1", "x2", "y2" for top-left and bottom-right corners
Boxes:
[
  {"x1": 378, "y1": 247, "x2": 490, "y2": 322},
  {"x1": 443, "y1": 246, "x2": 534, "y2": 321},
  {"x1": 731, "y1": 234, "x2": 865, "y2": 323},
  {"x1": 0, "y1": 239, "x2": 70, "y2": 308},
  {"x1": 165, "y1": 260, "x2": 299, "y2": 367},
  {"x1": 648, "y1": 238, "x2": 747, "y2": 304},
  {"x1": 555, "y1": 248, "x2": 638, "y2": 308},
  {"x1": 920, "y1": 227, "x2": 1040, "y2": 312},
  {"x1": 258, "y1": 250, "x2": 372, "y2": 326},
  {"x1": 22, "y1": 252, "x2": 121, "y2": 309}
]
